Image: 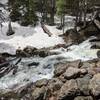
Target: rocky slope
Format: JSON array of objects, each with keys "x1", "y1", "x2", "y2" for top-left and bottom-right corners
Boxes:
[{"x1": 0, "y1": 59, "x2": 100, "y2": 100}]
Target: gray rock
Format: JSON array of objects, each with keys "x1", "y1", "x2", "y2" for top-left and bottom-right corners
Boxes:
[
  {"x1": 58, "y1": 79, "x2": 79, "y2": 100},
  {"x1": 32, "y1": 86, "x2": 46, "y2": 100},
  {"x1": 81, "y1": 62, "x2": 96, "y2": 69},
  {"x1": 97, "y1": 50, "x2": 100, "y2": 58},
  {"x1": 23, "y1": 46, "x2": 37, "y2": 54},
  {"x1": 68, "y1": 60, "x2": 81, "y2": 68},
  {"x1": 76, "y1": 74, "x2": 91, "y2": 95},
  {"x1": 81, "y1": 62, "x2": 96, "y2": 76},
  {"x1": 96, "y1": 60, "x2": 100, "y2": 67},
  {"x1": 89, "y1": 73, "x2": 100, "y2": 97},
  {"x1": 79, "y1": 21, "x2": 99, "y2": 40},
  {"x1": 35, "y1": 79, "x2": 48, "y2": 88},
  {"x1": 54, "y1": 62, "x2": 68, "y2": 77},
  {"x1": 63, "y1": 67, "x2": 87, "y2": 79},
  {"x1": 62, "y1": 29, "x2": 80, "y2": 44},
  {"x1": 48, "y1": 78, "x2": 63, "y2": 92}
]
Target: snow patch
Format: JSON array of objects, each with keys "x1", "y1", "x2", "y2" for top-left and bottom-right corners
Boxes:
[{"x1": 0, "y1": 22, "x2": 64, "y2": 54}]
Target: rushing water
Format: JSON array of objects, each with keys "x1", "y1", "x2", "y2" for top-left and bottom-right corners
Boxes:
[
  {"x1": 0, "y1": 37, "x2": 99, "y2": 92},
  {"x1": 0, "y1": 1, "x2": 99, "y2": 92}
]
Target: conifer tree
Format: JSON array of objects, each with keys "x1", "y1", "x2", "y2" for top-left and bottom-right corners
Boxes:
[{"x1": 8, "y1": 0, "x2": 38, "y2": 26}]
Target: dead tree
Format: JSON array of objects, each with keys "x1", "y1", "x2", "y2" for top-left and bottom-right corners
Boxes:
[
  {"x1": 6, "y1": 20, "x2": 15, "y2": 36},
  {"x1": 41, "y1": 22, "x2": 52, "y2": 36},
  {"x1": 0, "y1": 57, "x2": 21, "y2": 78}
]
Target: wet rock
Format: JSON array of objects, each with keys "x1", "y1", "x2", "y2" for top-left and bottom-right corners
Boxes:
[
  {"x1": 34, "y1": 49, "x2": 49, "y2": 57},
  {"x1": 32, "y1": 86, "x2": 47, "y2": 100},
  {"x1": 58, "y1": 79, "x2": 79, "y2": 100},
  {"x1": 90, "y1": 39, "x2": 100, "y2": 49},
  {"x1": 74, "y1": 96, "x2": 93, "y2": 100},
  {"x1": 23, "y1": 46, "x2": 37, "y2": 54},
  {"x1": 16, "y1": 46, "x2": 50, "y2": 57},
  {"x1": 28, "y1": 61, "x2": 39, "y2": 67},
  {"x1": 16, "y1": 47, "x2": 30, "y2": 57},
  {"x1": 63, "y1": 67, "x2": 87, "y2": 79},
  {"x1": 89, "y1": 73, "x2": 100, "y2": 97},
  {"x1": 52, "y1": 44, "x2": 66, "y2": 49},
  {"x1": 48, "y1": 78, "x2": 63, "y2": 92},
  {"x1": 97, "y1": 50, "x2": 100, "y2": 58},
  {"x1": 91, "y1": 44, "x2": 100, "y2": 49},
  {"x1": 35, "y1": 79, "x2": 48, "y2": 88}
]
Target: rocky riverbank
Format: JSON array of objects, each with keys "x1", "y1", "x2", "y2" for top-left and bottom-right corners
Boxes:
[{"x1": 0, "y1": 58, "x2": 100, "y2": 100}]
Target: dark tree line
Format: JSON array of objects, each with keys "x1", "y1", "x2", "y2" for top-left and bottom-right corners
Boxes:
[{"x1": 7, "y1": 0, "x2": 100, "y2": 27}]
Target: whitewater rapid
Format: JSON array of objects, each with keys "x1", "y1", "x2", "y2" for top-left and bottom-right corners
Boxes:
[{"x1": 0, "y1": 36, "x2": 99, "y2": 91}]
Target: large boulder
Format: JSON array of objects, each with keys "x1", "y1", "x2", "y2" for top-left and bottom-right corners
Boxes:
[
  {"x1": 68, "y1": 60, "x2": 81, "y2": 68},
  {"x1": 60, "y1": 29, "x2": 81, "y2": 44},
  {"x1": 54, "y1": 60, "x2": 81, "y2": 77},
  {"x1": 89, "y1": 73, "x2": 100, "y2": 97},
  {"x1": 79, "y1": 22, "x2": 99, "y2": 40},
  {"x1": 58, "y1": 79, "x2": 79, "y2": 100},
  {"x1": 63, "y1": 67, "x2": 87, "y2": 79},
  {"x1": 54, "y1": 62, "x2": 68, "y2": 77},
  {"x1": 47, "y1": 78, "x2": 63, "y2": 93},
  {"x1": 76, "y1": 74, "x2": 92, "y2": 95}
]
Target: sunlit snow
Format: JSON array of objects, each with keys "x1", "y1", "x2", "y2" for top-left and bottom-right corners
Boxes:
[{"x1": 0, "y1": 22, "x2": 64, "y2": 54}]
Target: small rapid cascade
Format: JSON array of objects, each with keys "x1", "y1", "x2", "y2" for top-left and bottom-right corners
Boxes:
[{"x1": 0, "y1": 36, "x2": 99, "y2": 91}]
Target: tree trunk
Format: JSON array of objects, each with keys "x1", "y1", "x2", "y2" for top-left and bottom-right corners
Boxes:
[
  {"x1": 49, "y1": 0, "x2": 55, "y2": 25},
  {"x1": 6, "y1": 20, "x2": 15, "y2": 36}
]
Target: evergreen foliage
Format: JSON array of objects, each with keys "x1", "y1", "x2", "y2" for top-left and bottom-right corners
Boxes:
[{"x1": 7, "y1": 0, "x2": 100, "y2": 26}]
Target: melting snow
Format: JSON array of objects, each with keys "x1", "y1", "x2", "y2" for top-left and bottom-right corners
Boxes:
[{"x1": 0, "y1": 22, "x2": 64, "y2": 54}]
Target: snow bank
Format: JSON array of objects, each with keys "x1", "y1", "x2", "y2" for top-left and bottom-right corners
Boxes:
[{"x1": 0, "y1": 22, "x2": 64, "y2": 54}]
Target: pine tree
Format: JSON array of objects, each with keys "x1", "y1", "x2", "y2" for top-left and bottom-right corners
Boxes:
[{"x1": 8, "y1": 0, "x2": 38, "y2": 26}]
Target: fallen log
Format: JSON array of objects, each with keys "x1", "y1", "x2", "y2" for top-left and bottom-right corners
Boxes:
[
  {"x1": 0, "y1": 58, "x2": 21, "y2": 78},
  {"x1": 0, "y1": 57, "x2": 18, "y2": 68},
  {"x1": 41, "y1": 23, "x2": 52, "y2": 37}
]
